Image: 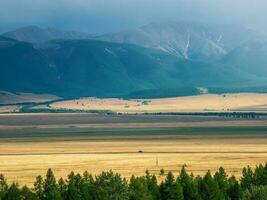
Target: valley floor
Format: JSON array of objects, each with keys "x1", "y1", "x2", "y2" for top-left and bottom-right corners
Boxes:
[
  {"x1": 49, "y1": 93, "x2": 267, "y2": 113},
  {"x1": 0, "y1": 113, "x2": 266, "y2": 186}
]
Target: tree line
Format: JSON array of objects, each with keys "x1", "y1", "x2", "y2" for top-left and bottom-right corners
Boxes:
[{"x1": 1, "y1": 163, "x2": 267, "y2": 200}]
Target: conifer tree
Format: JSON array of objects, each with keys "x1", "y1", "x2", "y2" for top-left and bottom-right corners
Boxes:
[
  {"x1": 254, "y1": 164, "x2": 267, "y2": 186},
  {"x1": 243, "y1": 185, "x2": 267, "y2": 200},
  {"x1": 197, "y1": 170, "x2": 223, "y2": 200},
  {"x1": 3, "y1": 183, "x2": 20, "y2": 200},
  {"x1": 227, "y1": 176, "x2": 242, "y2": 200},
  {"x1": 214, "y1": 167, "x2": 228, "y2": 199},
  {"x1": 80, "y1": 171, "x2": 94, "y2": 200},
  {"x1": 241, "y1": 166, "x2": 254, "y2": 189},
  {"x1": 65, "y1": 172, "x2": 83, "y2": 200},
  {"x1": 94, "y1": 171, "x2": 129, "y2": 200},
  {"x1": 160, "y1": 171, "x2": 184, "y2": 200},
  {"x1": 21, "y1": 186, "x2": 38, "y2": 200},
  {"x1": 145, "y1": 171, "x2": 160, "y2": 200},
  {"x1": 129, "y1": 176, "x2": 153, "y2": 200},
  {"x1": 58, "y1": 178, "x2": 67, "y2": 200},
  {"x1": 43, "y1": 168, "x2": 61, "y2": 200},
  {"x1": 0, "y1": 174, "x2": 8, "y2": 199},
  {"x1": 178, "y1": 166, "x2": 199, "y2": 200},
  {"x1": 34, "y1": 175, "x2": 44, "y2": 200}
]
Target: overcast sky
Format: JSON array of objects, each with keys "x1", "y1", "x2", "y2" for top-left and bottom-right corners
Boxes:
[{"x1": 1, "y1": 0, "x2": 267, "y2": 34}]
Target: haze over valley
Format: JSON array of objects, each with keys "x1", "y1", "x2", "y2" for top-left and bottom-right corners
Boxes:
[{"x1": 1, "y1": 1, "x2": 267, "y2": 195}]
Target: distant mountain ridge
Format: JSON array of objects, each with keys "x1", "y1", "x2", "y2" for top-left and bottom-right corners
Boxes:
[
  {"x1": 96, "y1": 21, "x2": 262, "y2": 60},
  {"x1": 2, "y1": 26, "x2": 93, "y2": 43},
  {"x1": 2, "y1": 22, "x2": 263, "y2": 60},
  {"x1": 1, "y1": 21, "x2": 267, "y2": 98}
]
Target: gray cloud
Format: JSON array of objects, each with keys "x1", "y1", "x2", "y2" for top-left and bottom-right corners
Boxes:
[{"x1": 1, "y1": 0, "x2": 267, "y2": 33}]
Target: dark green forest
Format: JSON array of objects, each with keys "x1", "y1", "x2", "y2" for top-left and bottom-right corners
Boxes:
[{"x1": 1, "y1": 164, "x2": 267, "y2": 200}]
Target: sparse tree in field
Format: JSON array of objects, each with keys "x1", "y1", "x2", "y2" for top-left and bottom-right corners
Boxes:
[
  {"x1": 160, "y1": 171, "x2": 184, "y2": 200},
  {"x1": 160, "y1": 169, "x2": 165, "y2": 176}
]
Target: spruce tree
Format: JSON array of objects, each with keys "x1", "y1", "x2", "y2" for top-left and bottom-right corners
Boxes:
[
  {"x1": 0, "y1": 174, "x2": 8, "y2": 199},
  {"x1": 160, "y1": 171, "x2": 184, "y2": 200},
  {"x1": 254, "y1": 164, "x2": 267, "y2": 186},
  {"x1": 227, "y1": 176, "x2": 242, "y2": 200},
  {"x1": 129, "y1": 176, "x2": 153, "y2": 200},
  {"x1": 197, "y1": 170, "x2": 223, "y2": 200},
  {"x1": 214, "y1": 167, "x2": 228, "y2": 199},
  {"x1": 94, "y1": 171, "x2": 129, "y2": 200},
  {"x1": 3, "y1": 183, "x2": 20, "y2": 200},
  {"x1": 178, "y1": 166, "x2": 199, "y2": 200},
  {"x1": 58, "y1": 178, "x2": 67, "y2": 200},
  {"x1": 145, "y1": 171, "x2": 160, "y2": 200},
  {"x1": 43, "y1": 168, "x2": 61, "y2": 200},
  {"x1": 34, "y1": 175, "x2": 44, "y2": 200},
  {"x1": 243, "y1": 185, "x2": 267, "y2": 200},
  {"x1": 241, "y1": 166, "x2": 254, "y2": 189},
  {"x1": 21, "y1": 186, "x2": 38, "y2": 200},
  {"x1": 65, "y1": 172, "x2": 83, "y2": 200},
  {"x1": 80, "y1": 171, "x2": 94, "y2": 200}
]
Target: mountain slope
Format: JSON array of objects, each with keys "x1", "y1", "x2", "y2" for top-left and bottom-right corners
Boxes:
[
  {"x1": 1, "y1": 37, "x2": 260, "y2": 98},
  {"x1": 221, "y1": 39, "x2": 267, "y2": 77},
  {"x1": 0, "y1": 36, "x2": 59, "y2": 93},
  {"x1": 96, "y1": 21, "x2": 261, "y2": 60},
  {"x1": 2, "y1": 26, "x2": 93, "y2": 43}
]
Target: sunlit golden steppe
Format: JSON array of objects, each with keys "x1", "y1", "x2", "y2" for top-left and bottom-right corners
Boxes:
[
  {"x1": 50, "y1": 93, "x2": 267, "y2": 113},
  {"x1": 0, "y1": 136, "x2": 267, "y2": 186}
]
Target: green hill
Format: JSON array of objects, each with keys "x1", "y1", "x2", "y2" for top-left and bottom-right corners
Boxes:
[{"x1": 0, "y1": 37, "x2": 266, "y2": 98}]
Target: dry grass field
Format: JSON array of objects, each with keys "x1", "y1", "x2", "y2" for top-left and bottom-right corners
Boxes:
[
  {"x1": 0, "y1": 113, "x2": 266, "y2": 186},
  {"x1": 50, "y1": 93, "x2": 267, "y2": 113},
  {"x1": 0, "y1": 136, "x2": 267, "y2": 186}
]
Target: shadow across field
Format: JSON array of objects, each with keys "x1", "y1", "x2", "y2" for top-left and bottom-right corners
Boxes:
[{"x1": 0, "y1": 127, "x2": 267, "y2": 141}]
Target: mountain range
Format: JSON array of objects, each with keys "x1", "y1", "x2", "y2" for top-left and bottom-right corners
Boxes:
[
  {"x1": 97, "y1": 21, "x2": 263, "y2": 60},
  {"x1": 1, "y1": 22, "x2": 267, "y2": 98},
  {"x1": 2, "y1": 26, "x2": 93, "y2": 43}
]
